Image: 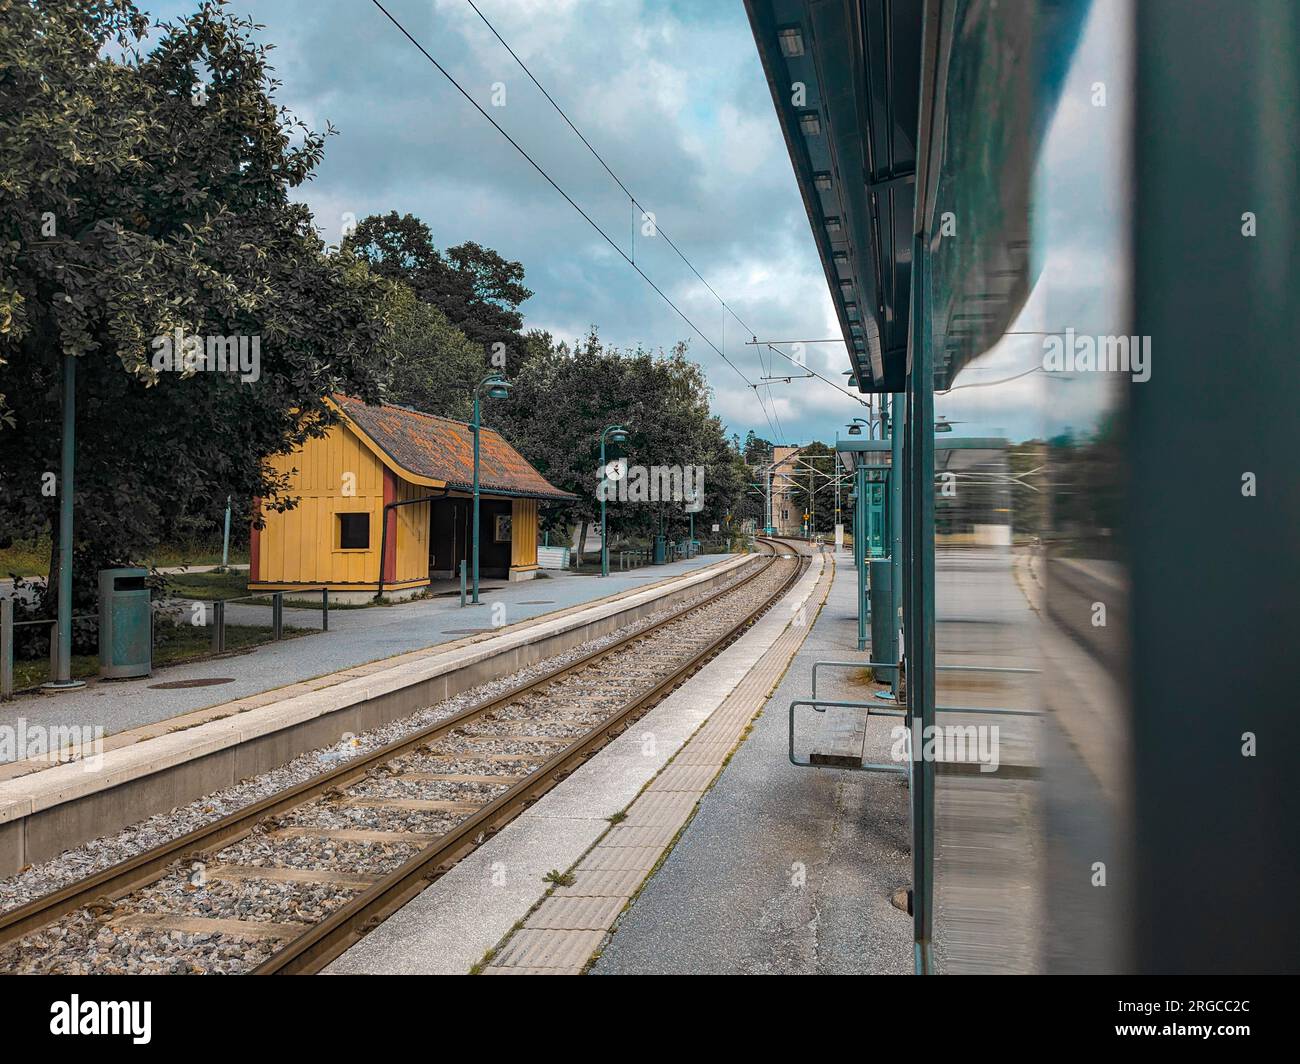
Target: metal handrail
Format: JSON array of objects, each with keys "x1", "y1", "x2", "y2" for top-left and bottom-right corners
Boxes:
[
  {"x1": 788, "y1": 698, "x2": 908, "y2": 770},
  {"x1": 11, "y1": 613, "x2": 97, "y2": 628},
  {"x1": 811, "y1": 658, "x2": 897, "y2": 698},
  {"x1": 1, "y1": 585, "x2": 332, "y2": 699}
]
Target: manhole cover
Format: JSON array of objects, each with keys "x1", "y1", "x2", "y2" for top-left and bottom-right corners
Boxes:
[
  {"x1": 148, "y1": 677, "x2": 236, "y2": 690},
  {"x1": 518, "y1": 600, "x2": 555, "y2": 605}
]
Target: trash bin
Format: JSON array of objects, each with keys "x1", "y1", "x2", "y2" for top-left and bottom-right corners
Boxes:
[
  {"x1": 98, "y1": 567, "x2": 151, "y2": 678},
  {"x1": 869, "y1": 557, "x2": 896, "y2": 682},
  {"x1": 653, "y1": 535, "x2": 667, "y2": 564}
]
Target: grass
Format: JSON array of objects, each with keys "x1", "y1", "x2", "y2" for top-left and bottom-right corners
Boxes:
[
  {"x1": 0, "y1": 538, "x2": 50, "y2": 579},
  {"x1": 0, "y1": 537, "x2": 249, "y2": 580},
  {"x1": 10, "y1": 621, "x2": 305, "y2": 692},
  {"x1": 162, "y1": 571, "x2": 352, "y2": 610},
  {"x1": 163, "y1": 569, "x2": 250, "y2": 601},
  {"x1": 542, "y1": 869, "x2": 576, "y2": 887},
  {"x1": 149, "y1": 543, "x2": 249, "y2": 569}
]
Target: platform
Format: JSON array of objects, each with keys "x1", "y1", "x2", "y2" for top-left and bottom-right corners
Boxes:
[
  {"x1": 590, "y1": 548, "x2": 914, "y2": 974},
  {"x1": 326, "y1": 545, "x2": 1045, "y2": 975},
  {"x1": 0, "y1": 553, "x2": 747, "y2": 876},
  {"x1": 325, "y1": 547, "x2": 832, "y2": 975},
  {"x1": 0, "y1": 553, "x2": 732, "y2": 760}
]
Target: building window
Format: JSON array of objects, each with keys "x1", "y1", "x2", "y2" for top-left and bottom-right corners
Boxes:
[{"x1": 338, "y1": 512, "x2": 370, "y2": 550}]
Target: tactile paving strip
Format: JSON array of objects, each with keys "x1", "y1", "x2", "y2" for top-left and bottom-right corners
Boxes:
[{"x1": 484, "y1": 554, "x2": 834, "y2": 974}]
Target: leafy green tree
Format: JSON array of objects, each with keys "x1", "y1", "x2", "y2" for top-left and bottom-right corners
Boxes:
[
  {"x1": 787, "y1": 441, "x2": 839, "y2": 533},
  {"x1": 742, "y1": 429, "x2": 773, "y2": 464},
  {"x1": 381, "y1": 283, "x2": 484, "y2": 420},
  {"x1": 344, "y1": 212, "x2": 532, "y2": 352},
  {"x1": 493, "y1": 329, "x2": 749, "y2": 564},
  {"x1": 0, "y1": 1, "x2": 391, "y2": 620}
]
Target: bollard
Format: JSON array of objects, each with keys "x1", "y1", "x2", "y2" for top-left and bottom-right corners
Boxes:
[
  {"x1": 459, "y1": 560, "x2": 467, "y2": 607},
  {"x1": 1, "y1": 598, "x2": 13, "y2": 700},
  {"x1": 272, "y1": 592, "x2": 284, "y2": 640},
  {"x1": 212, "y1": 600, "x2": 226, "y2": 654},
  {"x1": 321, "y1": 588, "x2": 329, "y2": 632}
]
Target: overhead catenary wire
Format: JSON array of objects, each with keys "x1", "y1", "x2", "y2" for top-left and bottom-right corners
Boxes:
[
  {"x1": 369, "y1": 0, "x2": 790, "y2": 447},
  {"x1": 936, "y1": 365, "x2": 1044, "y2": 394},
  {"x1": 458, "y1": 0, "x2": 796, "y2": 445},
  {"x1": 368, "y1": 5, "x2": 751, "y2": 375},
  {"x1": 462, "y1": 0, "x2": 759, "y2": 342},
  {"x1": 763, "y1": 342, "x2": 870, "y2": 407}
]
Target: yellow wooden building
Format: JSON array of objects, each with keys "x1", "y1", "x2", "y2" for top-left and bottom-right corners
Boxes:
[{"x1": 249, "y1": 396, "x2": 575, "y2": 601}]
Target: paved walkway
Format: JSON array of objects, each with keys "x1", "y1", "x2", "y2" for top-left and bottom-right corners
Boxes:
[
  {"x1": 591, "y1": 546, "x2": 1047, "y2": 975},
  {"x1": 0, "y1": 555, "x2": 731, "y2": 757},
  {"x1": 591, "y1": 550, "x2": 914, "y2": 975}
]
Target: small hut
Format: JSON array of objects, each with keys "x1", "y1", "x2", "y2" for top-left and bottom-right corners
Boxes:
[{"x1": 249, "y1": 396, "x2": 575, "y2": 601}]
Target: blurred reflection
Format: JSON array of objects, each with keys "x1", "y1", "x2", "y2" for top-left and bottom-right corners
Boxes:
[{"x1": 924, "y1": 0, "x2": 1132, "y2": 973}]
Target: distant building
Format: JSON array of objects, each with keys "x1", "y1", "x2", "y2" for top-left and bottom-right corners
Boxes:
[
  {"x1": 249, "y1": 396, "x2": 575, "y2": 602},
  {"x1": 769, "y1": 445, "x2": 805, "y2": 536}
]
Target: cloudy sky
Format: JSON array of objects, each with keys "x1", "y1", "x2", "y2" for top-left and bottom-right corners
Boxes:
[{"x1": 145, "y1": 0, "x2": 871, "y2": 446}]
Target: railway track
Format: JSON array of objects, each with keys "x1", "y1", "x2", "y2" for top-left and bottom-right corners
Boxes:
[{"x1": 0, "y1": 538, "x2": 809, "y2": 975}]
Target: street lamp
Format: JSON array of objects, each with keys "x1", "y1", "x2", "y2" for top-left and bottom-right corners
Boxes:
[
  {"x1": 471, "y1": 372, "x2": 512, "y2": 604},
  {"x1": 599, "y1": 424, "x2": 630, "y2": 577},
  {"x1": 847, "y1": 417, "x2": 869, "y2": 436}
]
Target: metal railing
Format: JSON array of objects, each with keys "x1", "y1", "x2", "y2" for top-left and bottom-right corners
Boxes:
[
  {"x1": 1, "y1": 587, "x2": 330, "y2": 699},
  {"x1": 0, "y1": 601, "x2": 98, "y2": 699},
  {"x1": 203, "y1": 588, "x2": 329, "y2": 654},
  {"x1": 788, "y1": 659, "x2": 1043, "y2": 770},
  {"x1": 618, "y1": 549, "x2": 654, "y2": 570}
]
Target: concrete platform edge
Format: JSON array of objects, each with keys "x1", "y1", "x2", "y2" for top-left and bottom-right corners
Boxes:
[
  {"x1": 0, "y1": 554, "x2": 750, "y2": 876},
  {"x1": 324, "y1": 550, "x2": 829, "y2": 976}
]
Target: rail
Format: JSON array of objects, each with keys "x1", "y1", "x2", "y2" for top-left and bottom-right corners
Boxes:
[{"x1": 0, "y1": 539, "x2": 807, "y2": 971}]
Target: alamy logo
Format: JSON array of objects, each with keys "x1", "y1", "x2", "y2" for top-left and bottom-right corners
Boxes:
[
  {"x1": 0, "y1": 718, "x2": 104, "y2": 771},
  {"x1": 50, "y1": 996, "x2": 151, "y2": 1044},
  {"x1": 1042, "y1": 329, "x2": 1151, "y2": 382},
  {"x1": 596, "y1": 460, "x2": 705, "y2": 513},
  {"x1": 150, "y1": 327, "x2": 261, "y2": 383},
  {"x1": 891, "y1": 724, "x2": 1001, "y2": 773}
]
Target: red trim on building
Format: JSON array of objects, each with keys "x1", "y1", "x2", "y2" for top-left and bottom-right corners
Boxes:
[
  {"x1": 382, "y1": 467, "x2": 399, "y2": 583},
  {"x1": 249, "y1": 498, "x2": 262, "y2": 582}
]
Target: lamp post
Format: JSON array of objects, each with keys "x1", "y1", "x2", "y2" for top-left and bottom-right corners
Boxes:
[
  {"x1": 471, "y1": 372, "x2": 512, "y2": 604},
  {"x1": 43, "y1": 353, "x2": 85, "y2": 690},
  {"x1": 599, "y1": 425, "x2": 630, "y2": 577}
]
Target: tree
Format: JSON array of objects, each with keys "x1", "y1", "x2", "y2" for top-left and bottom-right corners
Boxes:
[
  {"x1": 344, "y1": 213, "x2": 532, "y2": 352},
  {"x1": 433, "y1": 241, "x2": 532, "y2": 351},
  {"x1": 493, "y1": 329, "x2": 749, "y2": 564},
  {"x1": 787, "y1": 441, "x2": 839, "y2": 533},
  {"x1": 381, "y1": 283, "x2": 484, "y2": 421},
  {"x1": 742, "y1": 429, "x2": 774, "y2": 464},
  {"x1": 0, "y1": 1, "x2": 392, "y2": 622}
]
